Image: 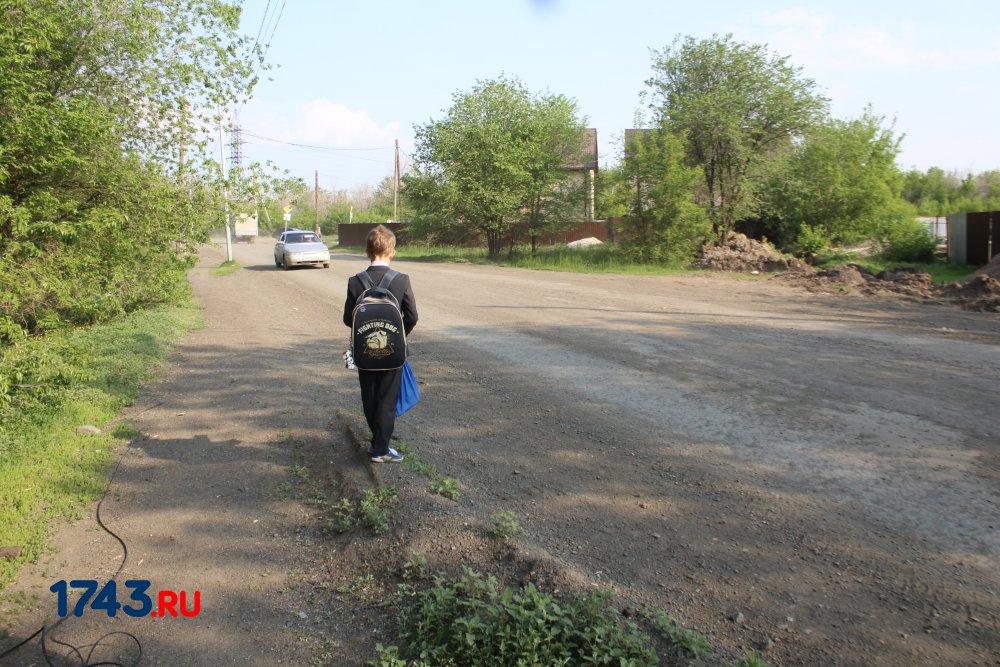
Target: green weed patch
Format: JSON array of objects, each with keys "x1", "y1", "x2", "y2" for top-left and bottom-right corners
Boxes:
[
  {"x1": 372, "y1": 568, "x2": 658, "y2": 666},
  {"x1": 0, "y1": 303, "x2": 200, "y2": 591},
  {"x1": 395, "y1": 440, "x2": 460, "y2": 501},
  {"x1": 209, "y1": 260, "x2": 241, "y2": 277}
]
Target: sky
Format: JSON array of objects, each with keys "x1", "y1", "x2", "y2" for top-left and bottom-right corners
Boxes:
[{"x1": 232, "y1": 0, "x2": 1000, "y2": 190}]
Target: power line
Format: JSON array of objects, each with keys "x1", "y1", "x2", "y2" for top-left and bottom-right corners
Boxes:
[
  {"x1": 242, "y1": 131, "x2": 393, "y2": 152},
  {"x1": 255, "y1": 0, "x2": 286, "y2": 81},
  {"x1": 253, "y1": 0, "x2": 274, "y2": 50}
]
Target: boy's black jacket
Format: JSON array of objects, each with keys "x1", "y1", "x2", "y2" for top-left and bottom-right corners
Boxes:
[{"x1": 343, "y1": 266, "x2": 418, "y2": 335}]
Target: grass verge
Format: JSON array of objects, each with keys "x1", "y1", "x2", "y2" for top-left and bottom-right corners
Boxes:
[
  {"x1": 0, "y1": 302, "x2": 201, "y2": 592},
  {"x1": 209, "y1": 260, "x2": 241, "y2": 277},
  {"x1": 335, "y1": 243, "x2": 697, "y2": 276},
  {"x1": 813, "y1": 251, "x2": 978, "y2": 283},
  {"x1": 340, "y1": 241, "x2": 982, "y2": 283}
]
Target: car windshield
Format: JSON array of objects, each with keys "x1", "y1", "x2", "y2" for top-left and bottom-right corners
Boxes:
[{"x1": 285, "y1": 233, "x2": 319, "y2": 244}]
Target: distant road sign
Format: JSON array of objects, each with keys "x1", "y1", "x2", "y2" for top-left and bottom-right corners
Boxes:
[
  {"x1": 283, "y1": 204, "x2": 293, "y2": 213},
  {"x1": 283, "y1": 213, "x2": 291, "y2": 222}
]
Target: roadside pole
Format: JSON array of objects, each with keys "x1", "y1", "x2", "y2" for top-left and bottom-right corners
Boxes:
[
  {"x1": 218, "y1": 117, "x2": 233, "y2": 262},
  {"x1": 395, "y1": 138, "x2": 403, "y2": 223}
]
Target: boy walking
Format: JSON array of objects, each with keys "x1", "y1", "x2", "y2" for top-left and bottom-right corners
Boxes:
[{"x1": 343, "y1": 225, "x2": 418, "y2": 463}]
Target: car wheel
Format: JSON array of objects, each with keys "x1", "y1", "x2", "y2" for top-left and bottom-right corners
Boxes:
[
  {"x1": 274, "y1": 256, "x2": 281, "y2": 268},
  {"x1": 323, "y1": 262, "x2": 330, "y2": 268},
  {"x1": 282, "y1": 254, "x2": 292, "y2": 270}
]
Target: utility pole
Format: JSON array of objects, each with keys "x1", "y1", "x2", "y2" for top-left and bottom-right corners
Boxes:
[
  {"x1": 314, "y1": 170, "x2": 320, "y2": 234},
  {"x1": 218, "y1": 114, "x2": 233, "y2": 262},
  {"x1": 393, "y1": 139, "x2": 400, "y2": 223},
  {"x1": 178, "y1": 100, "x2": 185, "y2": 184}
]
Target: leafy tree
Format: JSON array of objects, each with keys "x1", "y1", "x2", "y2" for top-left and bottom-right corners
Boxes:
[
  {"x1": 764, "y1": 107, "x2": 909, "y2": 249},
  {"x1": 316, "y1": 177, "x2": 397, "y2": 236},
  {"x1": 619, "y1": 127, "x2": 710, "y2": 262},
  {"x1": 371, "y1": 175, "x2": 400, "y2": 222},
  {"x1": 902, "y1": 167, "x2": 1000, "y2": 215},
  {"x1": 595, "y1": 164, "x2": 629, "y2": 220},
  {"x1": 409, "y1": 75, "x2": 588, "y2": 258},
  {"x1": 401, "y1": 168, "x2": 477, "y2": 246},
  {"x1": 646, "y1": 34, "x2": 828, "y2": 243},
  {"x1": 0, "y1": 0, "x2": 265, "y2": 340},
  {"x1": 975, "y1": 170, "x2": 1000, "y2": 204},
  {"x1": 902, "y1": 167, "x2": 964, "y2": 215},
  {"x1": 519, "y1": 176, "x2": 588, "y2": 254},
  {"x1": 514, "y1": 96, "x2": 590, "y2": 254}
]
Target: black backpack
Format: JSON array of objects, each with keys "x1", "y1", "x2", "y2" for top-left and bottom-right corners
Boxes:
[{"x1": 350, "y1": 270, "x2": 407, "y2": 370}]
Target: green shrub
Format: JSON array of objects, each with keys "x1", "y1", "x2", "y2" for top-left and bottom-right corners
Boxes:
[
  {"x1": 795, "y1": 224, "x2": 829, "y2": 256},
  {"x1": 880, "y1": 218, "x2": 937, "y2": 262},
  {"x1": 385, "y1": 569, "x2": 657, "y2": 666}
]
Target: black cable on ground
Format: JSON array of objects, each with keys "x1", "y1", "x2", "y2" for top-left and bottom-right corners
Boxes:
[{"x1": 0, "y1": 413, "x2": 156, "y2": 667}]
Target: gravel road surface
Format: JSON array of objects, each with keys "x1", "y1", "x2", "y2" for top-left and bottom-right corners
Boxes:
[{"x1": 4, "y1": 238, "x2": 998, "y2": 666}]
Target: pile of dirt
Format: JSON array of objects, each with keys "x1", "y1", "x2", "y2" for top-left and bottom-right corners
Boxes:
[
  {"x1": 867, "y1": 266, "x2": 935, "y2": 298},
  {"x1": 790, "y1": 264, "x2": 936, "y2": 299},
  {"x1": 972, "y1": 253, "x2": 1000, "y2": 280},
  {"x1": 693, "y1": 233, "x2": 813, "y2": 274},
  {"x1": 814, "y1": 264, "x2": 869, "y2": 287},
  {"x1": 944, "y1": 274, "x2": 1000, "y2": 312},
  {"x1": 695, "y1": 234, "x2": 999, "y2": 313},
  {"x1": 782, "y1": 262, "x2": 1000, "y2": 312}
]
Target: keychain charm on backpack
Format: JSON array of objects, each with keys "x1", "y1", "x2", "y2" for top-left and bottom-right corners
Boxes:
[{"x1": 343, "y1": 348, "x2": 356, "y2": 370}]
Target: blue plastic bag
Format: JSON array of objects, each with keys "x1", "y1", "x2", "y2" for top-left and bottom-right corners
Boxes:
[{"x1": 395, "y1": 360, "x2": 419, "y2": 417}]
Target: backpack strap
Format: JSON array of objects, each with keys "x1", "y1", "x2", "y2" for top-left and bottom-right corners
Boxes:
[
  {"x1": 377, "y1": 269, "x2": 399, "y2": 290},
  {"x1": 356, "y1": 269, "x2": 398, "y2": 291}
]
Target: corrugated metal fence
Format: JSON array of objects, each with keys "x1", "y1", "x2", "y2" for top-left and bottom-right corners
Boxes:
[{"x1": 948, "y1": 211, "x2": 999, "y2": 265}]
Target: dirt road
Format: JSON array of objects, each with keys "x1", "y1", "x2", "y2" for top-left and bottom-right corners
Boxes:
[{"x1": 4, "y1": 239, "x2": 999, "y2": 666}]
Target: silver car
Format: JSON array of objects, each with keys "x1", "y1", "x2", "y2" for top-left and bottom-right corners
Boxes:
[{"x1": 273, "y1": 231, "x2": 331, "y2": 270}]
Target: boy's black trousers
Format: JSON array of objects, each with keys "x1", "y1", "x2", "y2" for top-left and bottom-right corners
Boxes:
[{"x1": 357, "y1": 367, "x2": 403, "y2": 455}]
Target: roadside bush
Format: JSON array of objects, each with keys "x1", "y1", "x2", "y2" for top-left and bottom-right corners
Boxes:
[
  {"x1": 0, "y1": 333, "x2": 95, "y2": 457},
  {"x1": 0, "y1": 198, "x2": 198, "y2": 344},
  {"x1": 379, "y1": 568, "x2": 657, "y2": 666},
  {"x1": 880, "y1": 218, "x2": 937, "y2": 262},
  {"x1": 794, "y1": 224, "x2": 829, "y2": 257},
  {"x1": 618, "y1": 204, "x2": 712, "y2": 265}
]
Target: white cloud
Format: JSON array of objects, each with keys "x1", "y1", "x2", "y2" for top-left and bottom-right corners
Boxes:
[
  {"x1": 251, "y1": 99, "x2": 401, "y2": 147},
  {"x1": 296, "y1": 99, "x2": 400, "y2": 145},
  {"x1": 757, "y1": 8, "x2": 998, "y2": 72}
]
